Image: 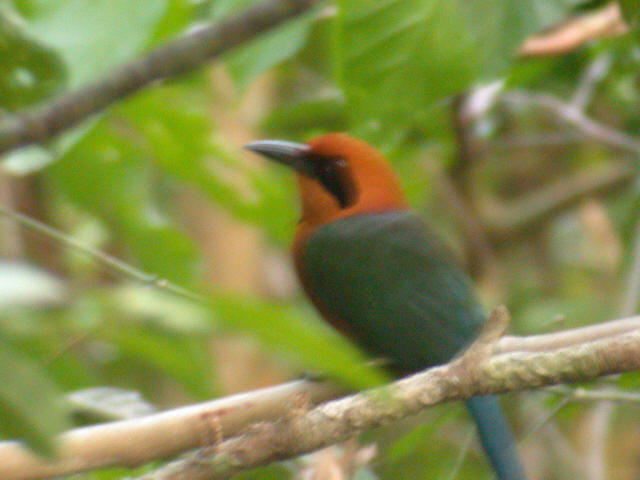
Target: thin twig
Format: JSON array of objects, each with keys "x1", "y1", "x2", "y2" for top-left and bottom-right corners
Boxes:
[
  {"x1": 549, "y1": 386, "x2": 640, "y2": 403},
  {"x1": 0, "y1": 203, "x2": 205, "y2": 303},
  {"x1": 8, "y1": 199, "x2": 639, "y2": 353},
  {"x1": 497, "y1": 315, "x2": 640, "y2": 352},
  {"x1": 445, "y1": 427, "x2": 475, "y2": 480},
  {"x1": 520, "y1": 396, "x2": 572, "y2": 443},
  {"x1": 481, "y1": 164, "x2": 635, "y2": 238},
  {"x1": 586, "y1": 402, "x2": 613, "y2": 480},
  {"x1": 620, "y1": 217, "x2": 640, "y2": 316},
  {"x1": 501, "y1": 91, "x2": 640, "y2": 156},
  {"x1": 571, "y1": 54, "x2": 612, "y2": 112},
  {"x1": 519, "y1": 397, "x2": 586, "y2": 478},
  {"x1": 0, "y1": 0, "x2": 318, "y2": 157},
  {"x1": 489, "y1": 132, "x2": 587, "y2": 149}
]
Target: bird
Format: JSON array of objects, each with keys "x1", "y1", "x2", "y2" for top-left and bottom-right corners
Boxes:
[{"x1": 246, "y1": 133, "x2": 526, "y2": 480}]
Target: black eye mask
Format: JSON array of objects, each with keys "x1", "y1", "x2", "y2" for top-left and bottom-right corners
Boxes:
[{"x1": 311, "y1": 156, "x2": 357, "y2": 208}]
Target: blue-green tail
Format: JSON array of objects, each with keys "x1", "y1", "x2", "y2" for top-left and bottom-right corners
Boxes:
[{"x1": 466, "y1": 396, "x2": 526, "y2": 480}]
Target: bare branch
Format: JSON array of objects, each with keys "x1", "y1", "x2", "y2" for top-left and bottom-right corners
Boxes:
[
  {"x1": 549, "y1": 386, "x2": 640, "y2": 403},
  {"x1": 444, "y1": 91, "x2": 500, "y2": 278},
  {"x1": 480, "y1": 164, "x2": 635, "y2": 237},
  {"x1": 136, "y1": 327, "x2": 640, "y2": 480},
  {"x1": 501, "y1": 91, "x2": 640, "y2": 156},
  {"x1": 571, "y1": 54, "x2": 612, "y2": 112},
  {"x1": 0, "y1": 380, "x2": 343, "y2": 480},
  {"x1": 497, "y1": 315, "x2": 640, "y2": 353},
  {"x1": 0, "y1": 0, "x2": 318, "y2": 157},
  {"x1": 2, "y1": 314, "x2": 640, "y2": 480}
]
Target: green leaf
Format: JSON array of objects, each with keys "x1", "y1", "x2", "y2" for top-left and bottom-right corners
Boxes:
[
  {"x1": 620, "y1": 0, "x2": 640, "y2": 29},
  {"x1": 149, "y1": 0, "x2": 194, "y2": 45},
  {"x1": 14, "y1": 0, "x2": 168, "y2": 86},
  {"x1": 120, "y1": 79, "x2": 297, "y2": 242},
  {"x1": 0, "y1": 5, "x2": 66, "y2": 110},
  {"x1": 335, "y1": 0, "x2": 478, "y2": 133},
  {"x1": 208, "y1": 0, "x2": 255, "y2": 20},
  {"x1": 335, "y1": 0, "x2": 580, "y2": 139},
  {"x1": 261, "y1": 97, "x2": 348, "y2": 138},
  {"x1": 208, "y1": 0, "x2": 316, "y2": 90},
  {"x1": 47, "y1": 106, "x2": 200, "y2": 284},
  {"x1": 101, "y1": 318, "x2": 214, "y2": 398},
  {"x1": 2, "y1": 0, "x2": 171, "y2": 173},
  {"x1": 0, "y1": 341, "x2": 70, "y2": 455},
  {"x1": 207, "y1": 294, "x2": 389, "y2": 389},
  {"x1": 465, "y1": 0, "x2": 582, "y2": 75},
  {"x1": 226, "y1": 12, "x2": 315, "y2": 91}
]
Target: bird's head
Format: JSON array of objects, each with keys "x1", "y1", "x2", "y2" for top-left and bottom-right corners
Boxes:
[{"x1": 245, "y1": 133, "x2": 408, "y2": 228}]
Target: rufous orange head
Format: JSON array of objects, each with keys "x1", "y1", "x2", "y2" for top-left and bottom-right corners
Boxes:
[{"x1": 246, "y1": 133, "x2": 409, "y2": 234}]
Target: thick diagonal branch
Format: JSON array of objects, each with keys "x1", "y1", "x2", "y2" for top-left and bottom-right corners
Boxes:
[
  {"x1": 0, "y1": 0, "x2": 318, "y2": 157},
  {"x1": 1, "y1": 315, "x2": 639, "y2": 480},
  {"x1": 138, "y1": 328, "x2": 640, "y2": 480}
]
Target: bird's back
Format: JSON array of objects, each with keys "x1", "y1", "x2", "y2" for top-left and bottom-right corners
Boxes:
[{"x1": 299, "y1": 210, "x2": 485, "y2": 373}]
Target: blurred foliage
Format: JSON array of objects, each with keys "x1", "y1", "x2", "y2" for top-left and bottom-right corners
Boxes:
[{"x1": 2, "y1": 0, "x2": 640, "y2": 479}]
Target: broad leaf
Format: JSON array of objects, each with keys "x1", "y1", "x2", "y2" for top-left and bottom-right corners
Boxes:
[
  {"x1": 14, "y1": 0, "x2": 167, "y2": 86},
  {"x1": 0, "y1": 6, "x2": 66, "y2": 110},
  {"x1": 0, "y1": 342, "x2": 70, "y2": 454},
  {"x1": 227, "y1": 12, "x2": 315, "y2": 91},
  {"x1": 210, "y1": 0, "x2": 316, "y2": 90},
  {"x1": 335, "y1": 0, "x2": 581, "y2": 139},
  {"x1": 208, "y1": 294, "x2": 388, "y2": 389}
]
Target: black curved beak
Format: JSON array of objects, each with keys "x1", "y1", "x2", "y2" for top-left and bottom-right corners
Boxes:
[{"x1": 244, "y1": 140, "x2": 315, "y2": 177}]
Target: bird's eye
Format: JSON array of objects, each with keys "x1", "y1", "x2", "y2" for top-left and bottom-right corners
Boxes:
[
  {"x1": 313, "y1": 156, "x2": 356, "y2": 208},
  {"x1": 335, "y1": 158, "x2": 348, "y2": 168}
]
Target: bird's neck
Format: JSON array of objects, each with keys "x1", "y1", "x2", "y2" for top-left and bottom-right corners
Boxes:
[{"x1": 296, "y1": 172, "x2": 408, "y2": 229}]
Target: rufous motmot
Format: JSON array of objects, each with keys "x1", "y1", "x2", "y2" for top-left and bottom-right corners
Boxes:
[{"x1": 246, "y1": 133, "x2": 526, "y2": 480}]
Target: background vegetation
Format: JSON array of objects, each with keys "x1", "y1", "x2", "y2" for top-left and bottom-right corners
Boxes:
[{"x1": 2, "y1": 0, "x2": 640, "y2": 478}]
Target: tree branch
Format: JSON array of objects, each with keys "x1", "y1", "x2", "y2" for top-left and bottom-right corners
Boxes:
[
  {"x1": 0, "y1": 380, "x2": 343, "y2": 480},
  {"x1": 2, "y1": 314, "x2": 640, "y2": 480},
  {"x1": 136, "y1": 325, "x2": 640, "y2": 480},
  {"x1": 480, "y1": 163, "x2": 635, "y2": 238},
  {"x1": 0, "y1": 0, "x2": 318, "y2": 158},
  {"x1": 501, "y1": 91, "x2": 640, "y2": 156}
]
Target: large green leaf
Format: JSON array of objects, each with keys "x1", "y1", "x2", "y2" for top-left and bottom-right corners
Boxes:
[
  {"x1": 0, "y1": 6, "x2": 66, "y2": 110},
  {"x1": 209, "y1": 0, "x2": 316, "y2": 90},
  {"x1": 13, "y1": 0, "x2": 167, "y2": 86},
  {"x1": 120, "y1": 79, "x2": 297, "y2": 243},
  {"x1": 0, "y1": 342, "x2": 70, "y2": 454},
  {"x1": 335, "y1": 0, "x2": 580, "y2": 138},
  {"x1": 149, "y1": 0, "x2": 194, "y2": 45},
  {"x1": 226, "y1": 12, "x2": 315, "y2": 91},
  {"x1": 47, "y1": 104, "x2": 200, "y2": 284},
  {"x1": 2, "y1": 0, "x2": 172, "y2": 174},
  {"x1": 208, "y1": 294, "x2": 388, "y2": 389},
  {"x1": 261, "y1": 97, "x2": 348, "y2": 138},
  {"x1": 101, "y1": 319, "x2": 214, "y2": 398}
]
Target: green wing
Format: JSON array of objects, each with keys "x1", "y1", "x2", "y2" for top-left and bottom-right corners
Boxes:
[{"x1": 302, "y1": 211, "x2": 485, "y2": 373}]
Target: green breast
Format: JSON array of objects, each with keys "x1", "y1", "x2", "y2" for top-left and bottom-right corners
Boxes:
[{"x1": 301, "y1": 210, "x2": 485, "y2": 373}]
